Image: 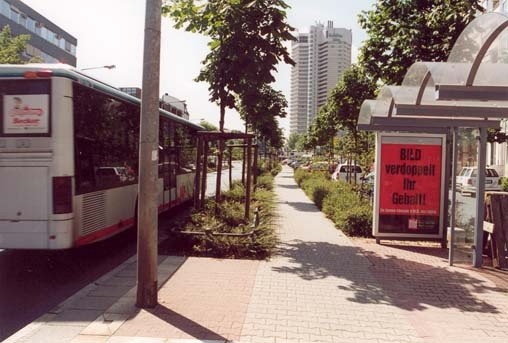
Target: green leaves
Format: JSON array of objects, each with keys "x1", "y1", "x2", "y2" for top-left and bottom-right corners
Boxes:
[
  {"x1": 358, "y1": 0, "x2": 483, "y2": 85},
  {"x1": 164, "y1": 0, "x2": 295, "y2": 147},
  {"x1": 0, "y1": 26, "x2": 30, "y2": 64}
]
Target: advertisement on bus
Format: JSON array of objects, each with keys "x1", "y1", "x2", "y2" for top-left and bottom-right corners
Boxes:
[
  {"x1": 373, "y1": 133, "x2": 446, "y2": 240},
  {"x1": 3, "y1": 94, "x2": 49, "y2": 135}
]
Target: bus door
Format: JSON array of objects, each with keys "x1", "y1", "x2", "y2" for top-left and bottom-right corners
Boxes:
[
  {"x1": 168, "y1": 149, "x2": 177, "y2": 206},
  {"x1": 160, "y1": 150, "x2": 176, "y2": 208}
]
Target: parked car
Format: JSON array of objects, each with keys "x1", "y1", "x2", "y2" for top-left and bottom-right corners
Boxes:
[
  {"x1": 361, "y1": 171, "x2": 375, "y2": 185},
  {"x1": 456, "y1": 167, "x2": 501, "y2": 196},
  {"x1": 331, "y1": 164, "x2": 363, "y2": 182},
  {"x1": 95, "y1": 166, "x2": 130, "y2": 185},
  {"x1": 306, "y1": 161, "x2": 330, "y2": 173}
]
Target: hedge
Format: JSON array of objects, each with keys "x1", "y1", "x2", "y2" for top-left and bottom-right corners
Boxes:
[{"x1": 294, "y1": 169, "x2": 372, "y2": 237}]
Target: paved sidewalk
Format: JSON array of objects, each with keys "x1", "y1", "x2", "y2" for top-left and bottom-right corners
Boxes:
[{"x1": 5, "y1": 166, "x2": 508, "y2": 343}]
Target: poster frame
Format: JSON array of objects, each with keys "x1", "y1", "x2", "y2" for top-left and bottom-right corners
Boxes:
[{"x1": 373, "y1": 132, "x2": 447, "y2": 241}]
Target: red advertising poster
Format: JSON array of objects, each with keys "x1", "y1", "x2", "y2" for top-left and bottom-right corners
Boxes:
[
  {"x1": 380, "y1": 143, "x2": 442, "y2": 215},
  {"x1": 377, "y1": 140, "x2": 443, "y2": 235}
]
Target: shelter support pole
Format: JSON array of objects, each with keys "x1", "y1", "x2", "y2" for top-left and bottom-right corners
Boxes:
[
  {"x1": 449, "y1": 128, "x2": 458, "y2": 266},
  {"x1": 473, "y1": 127, "x2": 487, "y2": 268}
]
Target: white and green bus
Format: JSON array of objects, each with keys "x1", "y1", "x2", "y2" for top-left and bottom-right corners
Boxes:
[{"x1": 0, "y1": 64, "x2": 201, "y2": 249}]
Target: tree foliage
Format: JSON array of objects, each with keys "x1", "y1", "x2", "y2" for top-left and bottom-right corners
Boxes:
[
  {"x1": 358, "y1": 0, "x2": 483, "y2": 85},
  {"x1": 328, "y1": 65, "x2": 377, "y2": 134},
  {"x1": 198, "y1": 119, "x2": 218, "y2": 131},
  {"x1": 164, "y1": 0, "x2": 295, "y2": 131},
  {"x1": 287, "y1": 132, "x2": 304, "y2": 151},
  {"x1": 237, "y1": 84, "x2": 287, "y2": 149},
  {"x1": 0, "y1": 25, "x2": 30, "y2": 64}
]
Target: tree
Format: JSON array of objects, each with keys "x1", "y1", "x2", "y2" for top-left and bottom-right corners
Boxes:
[
  {"x1": 358, "y1": 0, "x2": 483, "y2": 85},
  {"x1": 165, "y1": 0, "x2": 295, "y2": 209},
  {"x1": 305, "y1": 103, "x2": 338, "y2": 155},
  {"x1": 198, "y1": 119, "x2": 218, "y2": 131},
  {"x1": 287, "y1": 132, "x2": 303, "y2": 151},
  {"x1": 0, "y1": 25, "x2": 30, "y2": 64},
  {"x1": 238, "y1": 84, "x2": 287, "y2": 148},
  {"x1": 164, "y1": 0, "x2": 295, "y2": 132},
  {"x1": 327, "y1": 65, "x2": 377, "y2": 176}
]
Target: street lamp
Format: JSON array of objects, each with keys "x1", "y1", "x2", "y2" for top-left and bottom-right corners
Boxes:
[{"x1": 80, "y1": 64, "x2": 116, "y2": 71}]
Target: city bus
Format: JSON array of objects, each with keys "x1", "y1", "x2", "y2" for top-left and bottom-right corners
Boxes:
[{"x1": 0, "y1": 64, "x2": 202, "y2": 249}]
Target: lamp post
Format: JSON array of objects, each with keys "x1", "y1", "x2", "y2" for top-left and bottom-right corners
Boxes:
[{"x1": 80, "y1": 64, "x2": 116, "y2": 71}]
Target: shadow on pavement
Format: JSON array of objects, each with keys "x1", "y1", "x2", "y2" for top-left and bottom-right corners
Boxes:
[
  {"x1": 276, "y1": 184, "x2": 299, "y2": 189},
  {"x1": 151, "y1": 305, "x2": 229, "y2": 341},
  {"x1": 272, "y1": 240, "x2": 501, "y2": 314},
  {"x1": 285, "y1": 201, "x2": 320, "y2": 212}
]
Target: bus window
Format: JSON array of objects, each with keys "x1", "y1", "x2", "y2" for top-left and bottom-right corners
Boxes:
[{"x1": 73, "y1": 82, "x2": 139, "y2": 194}]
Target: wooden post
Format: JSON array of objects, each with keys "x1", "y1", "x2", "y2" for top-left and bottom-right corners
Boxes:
[
  {"x1": 245, "y1": 138, "x2": 252, "y2": 221},
  {"x1": 485, "y1": 193, "x2": 508, "y2": 268},
  {"x1": 215, "y1": 138, "x2": 224, "y2": 214},
  {"x1": 228, "y1": 145, "x2": 233, "y2": 190},
  {"x1": 200, "y1": 139, "x2": 208, "y2": 209},
  {"x1": 253, "y1": 144, "x2": 258, "y2": 188},
  {"x1": 194, "y1": 136, "x2": 202, "y2": 209}
]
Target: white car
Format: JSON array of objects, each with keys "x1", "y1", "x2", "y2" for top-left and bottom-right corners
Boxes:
[
  {"x1": 456, "y1": 167, "x2": 501, "y2": 196},
  {"x1": 331, "y1": 164, "x2": 362, "y2": 182}
]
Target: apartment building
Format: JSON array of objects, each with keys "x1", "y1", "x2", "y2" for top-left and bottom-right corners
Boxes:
[
  {"x1": 0, "y1": 0, "x2": 77, "y2": 66},
  {"x1": 289, "y1": 21, "x2": 351, "y2": 134}
]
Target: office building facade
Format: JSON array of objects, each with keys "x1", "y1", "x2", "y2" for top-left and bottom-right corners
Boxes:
[
  {"x1": 289, "y1": 21, "x2": 351, "y2": 134},
  {"x1": 0, "y1": 0, "x2": 77, "y2": 66}
]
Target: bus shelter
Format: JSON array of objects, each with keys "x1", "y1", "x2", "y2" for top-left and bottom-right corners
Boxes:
[{"x1": 358, "y1": 12, "x2": 508, "y2": 267}]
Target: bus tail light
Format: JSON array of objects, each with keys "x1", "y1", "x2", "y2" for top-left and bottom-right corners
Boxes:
[
  {"x1": 24, "y1": 70, "x2": 53, "y2": 79},
  {"x1": 53, "y1": 176, "x2": 72, "y2": 214}
]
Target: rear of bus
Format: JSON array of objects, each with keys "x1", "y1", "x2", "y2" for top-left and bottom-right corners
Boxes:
[{"x1": 0, "y1": 66, "x2": 74, "y2": 249}]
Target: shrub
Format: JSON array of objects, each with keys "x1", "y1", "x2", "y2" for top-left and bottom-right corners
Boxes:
[
  {"x1": 256, "y1": 174, "x2": 274, "y2": 190},
  {"x1": 321, "y1": 184, "x2": 373, "y2": 237},
  {"x1": 222, "y1": 181, "x2": 245, "y2": 202},
  {"x1": 501, "y1": 176, "x2": 508, "y2": 191},
  {"x1": 294, "y1": 168, "x2": 311, "y2": 186},
  {"x1": 300, "y1": 176, "x2": 335, "y2": 210},
  {"x1": 294, "y1": 171, "x2": 373, "y2": 238},
  {"x1": 162, "y1": 169, "x2": 278, "y2": 259},
  {"x1": 271, "y1": 164, "x2": 282, "y2": 176}
]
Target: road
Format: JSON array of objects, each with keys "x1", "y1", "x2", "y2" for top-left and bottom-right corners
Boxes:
[{"x1": 0, "y1": 162, "x2": 244, "y2": 341}]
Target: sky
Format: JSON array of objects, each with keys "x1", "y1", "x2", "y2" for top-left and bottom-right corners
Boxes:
[{"x1": 22, "y1": 0, "x2": 375, "y2": 135}]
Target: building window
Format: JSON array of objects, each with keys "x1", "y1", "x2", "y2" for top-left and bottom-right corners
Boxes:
[
  {"x1": 19, "y1": 13, "x2": 26, "y2": 27},
  {"x1": 0, "y1": 0, "x2": 10, "y2": 18},
  {"x1": 9, "y1": 7, "x2": 19, "y2": 23},
  {"x1": 26, "y1": 16, "x2": 36, "y2": 32}
]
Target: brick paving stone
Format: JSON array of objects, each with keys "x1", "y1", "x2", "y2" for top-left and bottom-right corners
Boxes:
[
  {"x1": 113, "y1": 258, "x2": 258, "y2": 342},
  {"x1": 239, "y1": 166, "x2": 423, "y2": 343}
]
